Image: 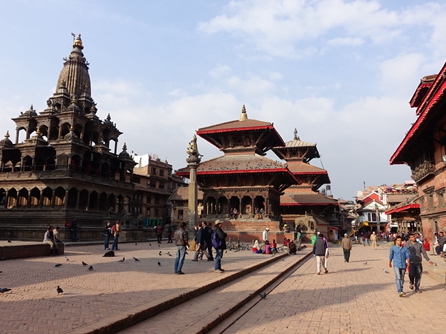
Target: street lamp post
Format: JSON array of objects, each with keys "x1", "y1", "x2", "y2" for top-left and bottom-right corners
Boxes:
[{"x1": 375, "y1": 204, "x2": 380, "y2": 240}]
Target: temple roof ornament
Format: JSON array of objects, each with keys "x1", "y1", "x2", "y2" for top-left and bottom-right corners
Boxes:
[
  {"x1": 186, "y1": 134, "x2": 202, "y2": 164},
  {"x1": 119, "y1": 143, "x2": 131, "y2": 159},
  {"x1": 73, "y1": 33, "x2": 83, "y2": 50},
  {"x1": 0, "y1": 131, "x2": 13, "y2": 148},
  {"x1": 294, "y1": 128, "x2": 300, "y2": 141},
  {"x1": 239, "y1": 104, "x2": 248, "y2": 121},
  {"x1": 63, "y1": 126, "x2": 79, "y2": 142},
  {"x1": 21, "y1": 104, "x2": 37, "y2": 118}
]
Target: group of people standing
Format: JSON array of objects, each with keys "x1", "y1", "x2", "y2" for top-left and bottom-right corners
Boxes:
[
  {"x1": 174, "y1": 220, "x2": 227, "y2": 275},
  {"x1": 103, "y1": 220, "x2": 121, "y2": 251}
]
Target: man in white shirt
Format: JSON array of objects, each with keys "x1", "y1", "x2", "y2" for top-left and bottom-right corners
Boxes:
[{"x1": 262, "y1": 228, "x2": 270, "y2": 244}]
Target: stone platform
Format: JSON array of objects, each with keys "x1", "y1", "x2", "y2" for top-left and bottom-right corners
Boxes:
[{"x1": 0, "y1": 240, "x2": 64, "y2": 259}]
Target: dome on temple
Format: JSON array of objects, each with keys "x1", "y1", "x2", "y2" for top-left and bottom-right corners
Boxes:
[
  {"x1": 119, "y1": 143, "x2": 131, "y2": 159},
  {"x1": 0, "y1": 131, "x2": 13, "y2": 148},
  {"x1": 21, "y1": 104, "x2": 38, "y2": 118}
]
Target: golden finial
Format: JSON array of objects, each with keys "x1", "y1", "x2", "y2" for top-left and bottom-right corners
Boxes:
[
  {"x1": 239, "y1": 104, "x2": 248, "y2": 121},
  {"x1": 73, "y1": 34, "x2": 84, "y2": 50},
  {"x1": 36, "y1": 128, "x2": 41, "y2": 136},
  {"x1": 5, "y1": 130, "x2": 10, "y2": 138},
  {"x1": 294, "y1": 128, "x2": 300, "y2": 141}
]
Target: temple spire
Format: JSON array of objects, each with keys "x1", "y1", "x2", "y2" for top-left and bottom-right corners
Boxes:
[
  {"x1": 239, "y1": 104, "x2": 248, "y2": 121},
  {"x1": 72, "y1": 34, "x2": 84, "y2": 50},
  {"x1": 294, "y1": 128, "x2": 300, "y2": 141}
]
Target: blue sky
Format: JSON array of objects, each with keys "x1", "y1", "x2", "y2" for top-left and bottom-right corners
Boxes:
[{"x1": 1, "y1": 0, "x2": 445, "y2": 200}]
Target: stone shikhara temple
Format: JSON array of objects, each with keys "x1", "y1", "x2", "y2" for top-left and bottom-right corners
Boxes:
[
  {"x1": 178, "y1": 107, "x2": 337, "y2": 242},
  {"x1": 0, "y1": 35, "x2": 136, "y2": 238},
  {"x1": 0, "y1": 35, "x2": 338, "y2": 242}
]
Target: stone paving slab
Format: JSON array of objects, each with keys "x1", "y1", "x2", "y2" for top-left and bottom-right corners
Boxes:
[
  {"x1": 0, "y1": 241, "x2": 300, "y2": 334},
  {"x1": 211, "y1": 243, "x2": 446, "y2": 334}
]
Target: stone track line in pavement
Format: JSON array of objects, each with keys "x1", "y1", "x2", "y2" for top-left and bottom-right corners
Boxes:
[
  {"x1": 119, "y1": 252, "x2": 311, "y2": 334},
  {"x1": 0, "y1": 242, "x2": 308, "y2": 334},
  {"x1": 211, "y1": 243, "x2": 446, "y2": 334}
]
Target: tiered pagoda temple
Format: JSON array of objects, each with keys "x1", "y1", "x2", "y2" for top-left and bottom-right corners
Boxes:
[
  {"x1": 272, "y1": 129, "x2": 338, "y2": 240},
  {"x1": 178, "y1": 106, "x2": 299, "y2": 242},
  {"x1": 0, "y1": 35, "x2": 135, "y2": 239}
]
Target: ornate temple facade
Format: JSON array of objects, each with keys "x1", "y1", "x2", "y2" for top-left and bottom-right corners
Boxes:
[
  {"x1": 272, "y1": 130, "x2": 338, "y2": 240},
  {"x1": 390, "y1": 65, "x2": 446, "y2": 242},
  {"x1": 177, "y1": 106, "x2": 299, "y2": 242},
  {"x1": 0, "y1": 35, "x2": 136, "y2": 238}
]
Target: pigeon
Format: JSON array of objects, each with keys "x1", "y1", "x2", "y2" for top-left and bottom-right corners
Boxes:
[
  {"x1": 57, "y1": 286, "x2": 63, "y2": 295},
  {"x1": 103, "y1": 250, "x2": 115, "y2": 257},
  {"x1": 65, "y1": 257, "x2": 69, "y2": 261},
  {"x1": 282, "y1": 258, "x2": 285, "y2": 261},
  {"x1": 0, "y1": 271, "x2": 2, "y2": 274},
  {"x1": 259, "y1": 292, "x2": 266, "y2": 299},
  {"x1": 159, "y1": 251, "x2": 162, "y2": 256},
  {"x1": 0, "y1": 288, "x2": 12, "y2": 293},
  {"x1": 135, "y1": 243, "x2": 137, "y2": 245},
  {"x1": 383, "y1": 269, "x2": 389, "y2": 273},
  {"x1": 158, "y1": 261, "x2": 161, "y2": 266},
  {"x1": 7, "y1": 240, "x2": 11, "y2": 243},
  {"x1": 118, "y1": 257, "x2": 125, "y2": 263},
  {"x1": 88, "y1": 266, "x2": 94, "y2": 271},
  {"x1": 55, "y1": 264, "x2": 62, "y2": 267},
  {"x1": 158, "y1": 244, "x2": 160, "y2": 248},
  {"x1": 133, "y1": 257, "x2": 140, "y2": 262},
  {"x1": 363, "y1": 262, "x2": 368, "y2": 265},
  {"x1": 82, "y1": 261, "x2": 88, "y2": 266},
  {"x1": 168, "y1": 253, "x2": 172, "y2": 257},
  {"x1": 149, "y1": 243, "x2": 152, "y2": 246}
]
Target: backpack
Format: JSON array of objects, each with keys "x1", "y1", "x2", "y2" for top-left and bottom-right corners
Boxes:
[{"x1": 212, "y1": 232, "x2": 222, "y2": 249}]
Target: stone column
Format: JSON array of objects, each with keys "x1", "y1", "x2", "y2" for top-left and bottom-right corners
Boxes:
[{"x1": 186, "y1": 134, "x2": 202, "y2": 239}]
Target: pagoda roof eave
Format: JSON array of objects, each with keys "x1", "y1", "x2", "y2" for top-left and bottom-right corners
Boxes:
[
  {"x1": 280, "y1": 202, "x2": 338, "y2": 206},
  {"x1": 390, "y1": 62, "x2": 446, "y2": 165},
  {"x1": 385, "y1": 203, "x2": 420, "y2": 215}
]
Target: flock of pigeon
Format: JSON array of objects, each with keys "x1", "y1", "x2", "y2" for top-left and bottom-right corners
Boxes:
[{"x1": 0, "y1": 241, "x2": 171, "y2": 296}]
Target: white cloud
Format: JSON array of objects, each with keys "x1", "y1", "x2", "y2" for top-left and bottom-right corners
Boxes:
[
  {"x1": 378, "y1": 53, "x2": 425, "y2": 97},
  {"x1": 328, "y1": 37, "x2": 364, "y2": 47},
  {"x1": 209, "y1": 64, "x2": 232, "y2": 79},
  {"x1": 198, "y1": 0, "x2": 446, "y2": 58}
]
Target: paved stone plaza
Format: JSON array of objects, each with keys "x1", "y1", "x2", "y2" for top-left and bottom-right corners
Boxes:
[
  {"x1": 210, "y1": 243, "x2": 446, "y2": 334},
  {"x1": 0, "y1": 241, "x2": 445, "y2": 334}
]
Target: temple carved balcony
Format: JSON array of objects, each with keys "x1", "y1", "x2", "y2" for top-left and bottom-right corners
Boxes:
[
  {"x1": 0, "y1": 166, "x2": 134, "y2": 189},
  {"x1": 411, "y1": 160, "x2": 435, "y2": 183}
]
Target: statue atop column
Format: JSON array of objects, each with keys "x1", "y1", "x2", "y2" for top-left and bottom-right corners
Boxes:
[{"x1": 186, "y1": 134, "x2": 202, "y2": 164}]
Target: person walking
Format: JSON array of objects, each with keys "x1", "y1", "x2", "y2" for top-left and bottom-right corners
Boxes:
[
  {"x1": 341, "y1": 233, "x2": 352, "y2": 262},
  {"x1": 405, "y1": 233, "x2": 434, "y2": 293},
  {"x1": 313, "y1": 233, "x2": 328, "y2": 275},
  {"x1": 156, "y1": 224, "x2": 163, "y2": 244},
  {"x1": 213, "y1": 220, "x2": 227, "y2": 273},
  {"x1": 103, "y1": 221, "x2": 112, "y2": 250},
  {"x1": 174, "y1": 222, "x2": 189, "y2": 274},
  {"x1": 311, "y1": 232, "x2": 317, "y2": 246},
  {"x1": 370, "y1": 231, "x2": 378, "y2": 249},
  {"x1": 192, "y1": 222, "x2": 210, "y2": 261},
  {"x1": 389, "y1": 236, "x2": 410, "y2": 297},
  {"x1": 203, "y1": 222, "x2": 214, "y2": 261},
  {"x1": 262, "y1": 228, "x2": 270, "y2": 244},
  {"x1": 166, "y1": 223, "x2": 173, "y2": 243},
  {"x1": 111, "y1": 220, "x2": 121, "y2": 251},
  {"x1": 70, "y1": 217, "x2": 78, "y2": 242}
]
